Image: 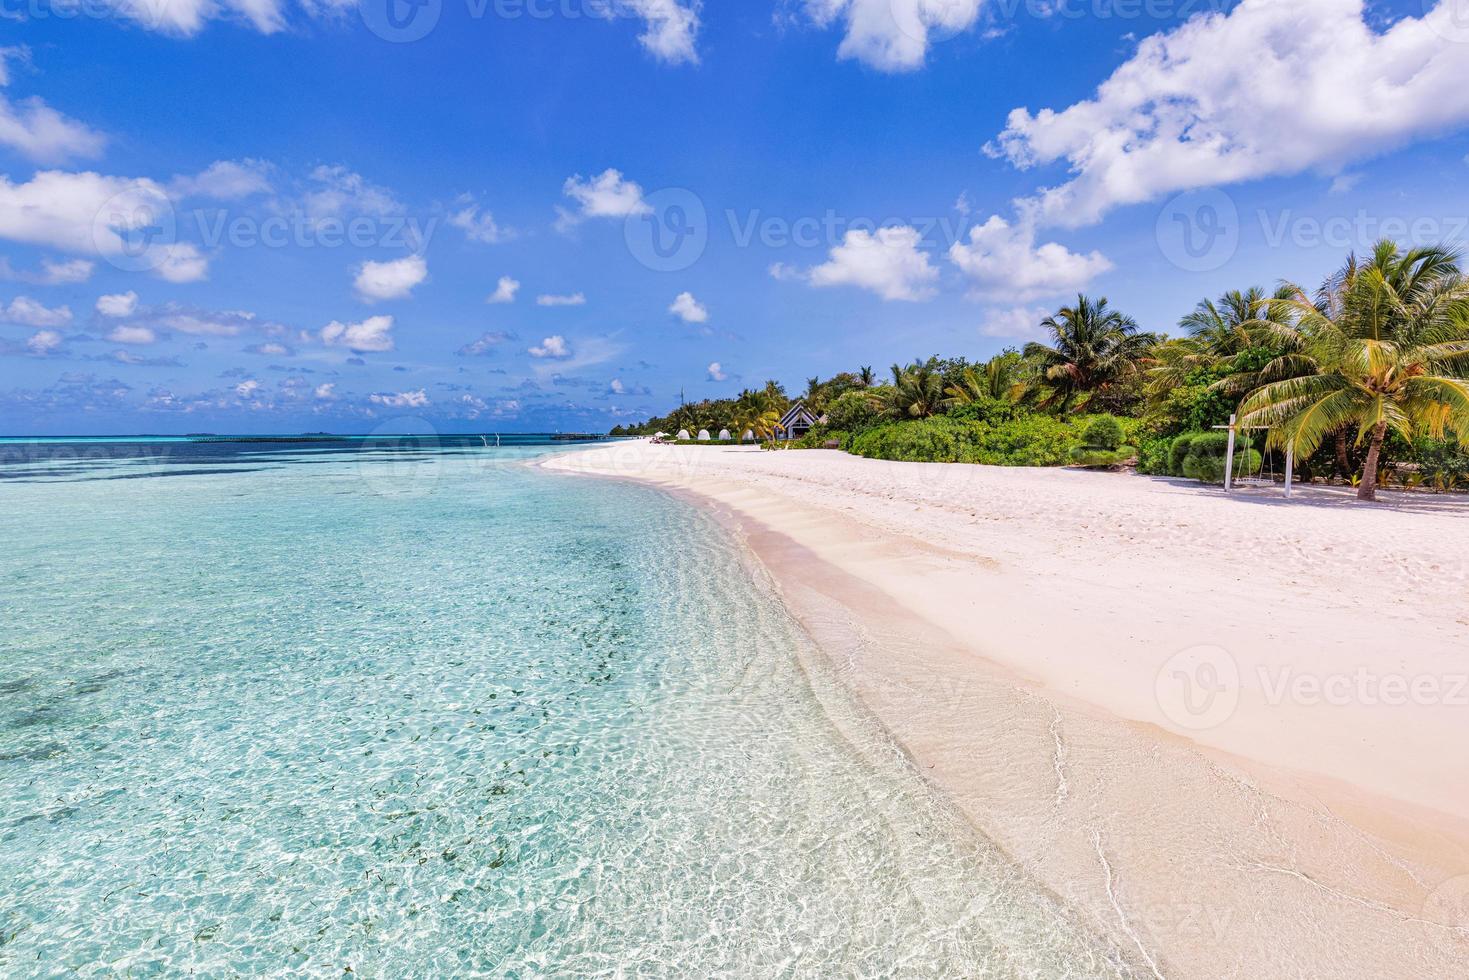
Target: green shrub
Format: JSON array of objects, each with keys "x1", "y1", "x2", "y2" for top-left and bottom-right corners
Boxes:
[
  {"x1": 849, "y1": 417, "x2": 987, "y2": 463},
  {"x1": 825, "y1": 390, "x2": 883, "y2": 433},
  {"x1": 1136, "y1": 435, "x2": 1173, "y2": 475},
  {"x1": 1079, "y1": 414, "x2": 1125, "y2": 451},
  {"x1": 965, "y1": 414, "x2": 1079, "y2": 467},
  {"x1": 1169, "y1": 433, "x2": 1200, "y2": 476},
  {"x1": 1179, "y1": 432, "x2": 1261, "y2": 484}
]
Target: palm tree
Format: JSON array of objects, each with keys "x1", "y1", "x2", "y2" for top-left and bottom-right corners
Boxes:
[
  {"x1": 857, "y1": 366, "x2": 876, "y2": 388},
  {"x1": 1150, "y1": 287, "x2": 1295, "y2": 396},
  {"x1": 945, "y1": 351, "x2": 1027, "y2": 406},
  {"x1": 886, "y1": 359, "x2": 945, "y2": 418},
  {"x1": 1238, "y1": 240, "x2": 1469, "y2": 501},
  {"x1": 1024, "y1": 295, "x2": 1156, "y2": 412}
]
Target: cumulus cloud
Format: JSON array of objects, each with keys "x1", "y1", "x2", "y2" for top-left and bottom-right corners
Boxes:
[
  {"x1": 97, "y1": 291, "x2": 139, "y2": 317},
  {"x1": 529, "y1": 335, "x2": 572, "y2": 359},
  {"x1": 557, "y1": 169, "x2": 650, "y2": 230},
  {"x1": 536, "y1": 292, "x2": 586, "y2": 307},
  {"x1": 314, "y1": 382, "x2": 336, "y2": 400},
  {"x1": 448, "y1": 198, "x2": 514, "y2": 244},
  {"x1": 948, "y1": 215, "x2": 1112, "y2": 302},
  {"x1": 485, "y1": 275, "x2": 520, "y2": 305},
  {"x1": 354, "y1": 254, "x2": 427, "y2": 302},
  {"x1": 169, "y1": 158, "x2": 273, "y2": 199},
  {"x1": 706, "y1": 361, "x2": 727, "y2": 382},
  {"x1": 244, "y1": 341, "x2": 292, "y2": 356},
  {"x1": 2, "y1": 295, "x2": 71, "y2": 328},
  {"x1": 619, "y1": 0, "x2": 701, "y2": 65},
  {"x1": 321, "y1": 314, "x2": 395, "y2": 353},
  {"x1": 0, "y1": 170, "x2": 209, "y2": 281},
  {"x1": 457, "y1": 330, "x2": 515, "y2": 356},
  {"x1": 107, "y1": 324, "x2": 158, "y2": 345},
  {"x1": 988, "y1": 0, "x2": 1469, "y2": 227},
  {"x1": 668, "y1": 291, "x2": 708, "y2": 323},
  {"x1": 0, "y1": 255, "x2": 94, "y2": 284},
  {"x1": 0, "y1": 47, "x2": 106, "y2": 164},
  {"x1": 302, "y1": 165, "x2": 401, "y2": 223},
  {"x1": 369, "y1": 389, "x2": 429, "y2": 409},
  {"x1": 805, "y1": 0, "x2": 983, "y2": 72},
  {"x1": 803, "y1": 226, "x2": 939, "y2": 301},
  {"x1": 24, "y1": 329, "x2": 62, "y2": 354}
]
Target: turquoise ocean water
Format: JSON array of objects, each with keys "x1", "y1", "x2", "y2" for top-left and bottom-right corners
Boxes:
[{"x1": 0, "y1": 438, "x2": 1131, "y2": 976}]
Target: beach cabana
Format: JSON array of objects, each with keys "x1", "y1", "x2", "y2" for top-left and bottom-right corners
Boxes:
[
  {"x1": 677, "y1": 429, "x2": 691, "y2": 440},
  {"x1": 697, "y1": 429, "x2": 711, "y2": 441},
  {"x1": 778, "y1": 401, "x2": 820, "y2": 441},
  {"x1": 742, "y1": 429, "x2": 754, "y2": 442},
  {"x1": 718, "y1": 429, "x2": 731, "y2": 441}
]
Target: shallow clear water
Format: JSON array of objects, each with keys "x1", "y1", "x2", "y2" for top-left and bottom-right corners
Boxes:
[{"x1": 0, "y1": 442, "x2": 1132, "y2": 976}]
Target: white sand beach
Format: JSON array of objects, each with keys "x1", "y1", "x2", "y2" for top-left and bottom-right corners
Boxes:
[{"x1": 546, "y1": 441, "x2": 1469, "y2": 979}]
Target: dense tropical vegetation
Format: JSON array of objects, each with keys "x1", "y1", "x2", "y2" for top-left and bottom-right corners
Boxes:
[{"x1": 613, "y1": 241, "x2": 1469, "y2": 501}]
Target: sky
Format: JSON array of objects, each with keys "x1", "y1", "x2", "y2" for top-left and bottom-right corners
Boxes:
[{"x1": 3, "y1": 0, "x2": 1469, "y2": 434}]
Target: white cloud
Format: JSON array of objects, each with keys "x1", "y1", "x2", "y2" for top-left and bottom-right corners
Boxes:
[
  {"x1": 487, "y1": 275, "x2": 520, "y2": 304},
  {"x1": 619, "y1": 0, "x2": 701, "y2": 65},
  {"x1": 805, "y1": 0, "x2": 983, "y2": 72},
  {"x1": 608, "y1": 378, "x2": 627, "y2": 395},
  {"x1": 668, "y1": 291, "x2": 708, "y2": 323},
  {"x1": 235, "y1": 379, "x2": 262, "y2": 397},
  {"x1": 977, "y1": 306, "x2": 1049, "y2": 340},
  {"x1": 2, "y1": 295, "x2": 71, "y2": 328},
  {"x1": 537, "y1": 292, "x2": 586, "y2": 307},
  {"x1": 448, "y1": 200, "x2": 514, "y2": 244},
  {"x1": 457, "y1": 330, "x2": 514, "y2": 356},
  {"x1": 107, "y1": 324, "x2": 158, "y2": 345},
  {"x1": 0, "y1": 48, "x2": 106, "y2": 164},
  {"x1": 321, "y1": 314, "x2": 395, "y2": 353},
  {"x1": 806, "y1": 225, "x2": 939, "y2": 301},
  {"x1": 948, "y1": 215, "x2": 1112, "y2": 302},
  {"x1": 557, "y1": 169, "x2": 650, "y2": 230},
  {"x1": 302, "y1": 165, "x2": 400, "y2": 223},
  {"x1": 26, "y1": 329, "x2": 62, "y2": 354},
  {"x1": 706, "y1": 361, "x2": 727, "y2": 382},
  {"x1": 153, "y1": 242, "x2": 209, "y2": 283},
  {"x1": 354, "y1": 255, "x2": 427, "y2": 302},
  {"x1": 989, "y1": 0, "x2": 1469, "y2": 227},
  {"x1": 170, "y1": 159, "x2": 272, "y2": 199},
  {"x1": 529, "y1": 335, "x2": 572, "y2": 359},
  {"x1": 248, "y1": 341, "x2": 290, "y2": 356},
  {"x1": 0, "y1": 171, "x2": 210, "y2": 282},
  {"x1": 314, "y1": 382, "x2": 336, "y2": 400},
  {"x1": 104, "y1": 0, "x2": 287, "y2": 36},
  {"x1": 97, "y1": 291, "x2": 139, "y2": 317},
  {"x1": 369, "y1": 389, "x2": 429, "y2": 409},
  {"x1": 38, "y1": 258, "x2": 94, "y2": 284},
  {"x1": 157, "y1": 309, "x2": 254, "y2": 336}
]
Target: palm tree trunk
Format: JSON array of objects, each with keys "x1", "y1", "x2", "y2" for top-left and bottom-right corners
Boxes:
[
  {"x1": 1334, "y1": 428, "x2": 1351, "y2": 480},
  {"x1": 1357, "y1": 422, "x2": 1389, "y2": 502}
]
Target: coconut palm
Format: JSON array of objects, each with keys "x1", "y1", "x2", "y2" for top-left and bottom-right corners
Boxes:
[
  {"x1": 945, "y1": 352, "x2": 1027, "y2": 406},
  {"x1": 1238, "y1": 240, "x2": 1469, "y2": 500},
  {"x1": 857, "y1": 366, "x2": 876, "y2": 388},
  {"x1": 1149, "y1": 287, "x2": 1295, "y2": 397},
  {"x1": 886, "y1": 359, "x2": 946, "y2": 418},
  {"x1": 1024, "y1": 295, "x2": 1156, "y2": 412}
]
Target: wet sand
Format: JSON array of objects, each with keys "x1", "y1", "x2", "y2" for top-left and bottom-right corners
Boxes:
[{"x1": 545, "y1": 441, "x2": 1469, "y2": 978}]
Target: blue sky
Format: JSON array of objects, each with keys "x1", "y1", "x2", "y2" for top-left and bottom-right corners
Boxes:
[{"x1": 3, "y1": 0, "x2": 1469, "y2": 433}]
